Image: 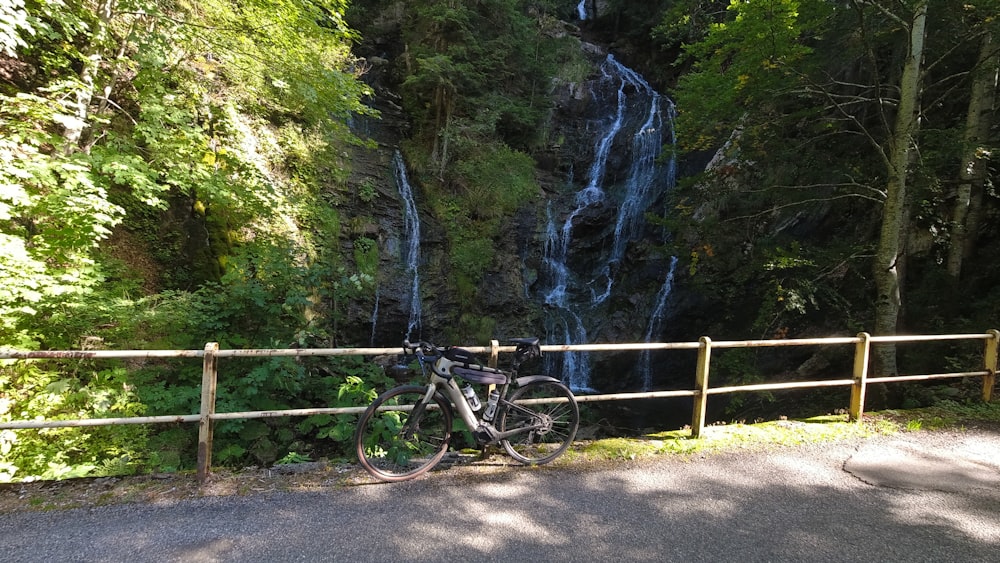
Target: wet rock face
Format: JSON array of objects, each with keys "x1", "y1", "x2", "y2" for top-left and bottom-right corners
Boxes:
[
  {"x1": 531, "y1": 51, "x2": 681, "y2": 391},
  {"x1": 339, "y1": 32, "x2": 681, "y2": 395}
]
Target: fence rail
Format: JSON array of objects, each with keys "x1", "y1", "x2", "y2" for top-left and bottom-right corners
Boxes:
[{"x1": 2, "y1": 330, "x2": 997, "y2": 483}]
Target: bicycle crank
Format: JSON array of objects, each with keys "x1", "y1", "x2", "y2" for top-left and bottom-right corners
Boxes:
[{"x1": 473, "y1": 423, "x2": 500, "y2": 445}]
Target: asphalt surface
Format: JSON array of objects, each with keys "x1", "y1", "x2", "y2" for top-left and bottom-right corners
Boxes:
[{"x1": 1, "y1": 427, "x2": 999, "y2": 562}]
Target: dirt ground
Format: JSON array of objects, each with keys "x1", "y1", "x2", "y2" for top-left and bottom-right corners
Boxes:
[
  {"x1": 0, "y1": 460, "x2": 364, "y2": 513},
  {"x1": 0, "y1": 451, "x2": 536, "y2": 513}
]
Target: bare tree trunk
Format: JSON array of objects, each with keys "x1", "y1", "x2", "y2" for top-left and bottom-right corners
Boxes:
[
  {"x1": 63, "y1": 0, "x2": 114, "y2": 153},
  {"x1": 947, "y1": 31, "x2": 998, "y2": 279},
  {"x1": 872, "y1": 0, "x2": 927, "y2": 377}
]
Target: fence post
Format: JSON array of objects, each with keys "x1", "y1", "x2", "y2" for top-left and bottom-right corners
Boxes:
[
  {"x1": 197, "y1": 342, "x2": 219, "y2": 484},
  {"x1": 489, "y1": 339, "x2": 500, "y2": 369},
  {"x1": 849, "y1": 332, "x2": 870, "y2": 421},
  {"x1": 691, "y1": 336, "x2": 712, "y2": 438},
  {"x1": 983, "y1": 329, "x2": 998, "y2": 403}
]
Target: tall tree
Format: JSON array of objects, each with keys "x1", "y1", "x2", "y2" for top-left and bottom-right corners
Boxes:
[
  {"x1": 872, "y1": 0, "x2": 928, "y2": 376},
  {"x1": 667, "y1": 0, "x2": 985, "y2": 374},
  {"x1": 946, "y1": 29, "x2": 999, "y2": 279}
]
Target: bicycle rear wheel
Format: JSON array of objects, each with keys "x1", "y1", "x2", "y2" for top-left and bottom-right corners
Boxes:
[
  {"x1": 498, "y1": 380, "x2": 579, "y2": 465},
  {"x1": 355, "y1": 385, "x2": 452, "y2": 482}
]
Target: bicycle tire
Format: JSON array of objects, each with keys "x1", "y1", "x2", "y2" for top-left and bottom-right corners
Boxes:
[
  {"x1": 355, "y1": 385, "x2": 452, "y2": 482},
  {"x1": 498, "y1": 380, "x2": 579, "y2": 465}
]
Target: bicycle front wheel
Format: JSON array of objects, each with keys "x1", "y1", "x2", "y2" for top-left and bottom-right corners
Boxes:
[
  {"x1": 355, "y1": 385, "x2": 452, "y2": 482},
  {"x1": 498, "y1": 380, "x2": 579, "y2": 465}
]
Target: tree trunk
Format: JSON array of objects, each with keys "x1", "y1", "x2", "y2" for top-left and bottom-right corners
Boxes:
[
  {"x1": 63, "y1": 0, "x2": 114, "y2": 153},
  {"x1": 947, "y1": 31, "x2": 998, "y2": 279},
  {"x1": 872, "y1": 0, "x2": 927, "y2": 376}
]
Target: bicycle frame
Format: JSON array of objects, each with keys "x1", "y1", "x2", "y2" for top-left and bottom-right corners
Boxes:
[
  {"x1": 356, "y1": 339, "x2": 579, "y2": 481},
  {"x1": 416, "y1": 353, "x2": 558, "y2": 444}
]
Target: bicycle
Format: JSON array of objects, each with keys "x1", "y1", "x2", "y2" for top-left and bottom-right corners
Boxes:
[{"x1": 354, "y1": 337, "x2": 580, "y2": 482}]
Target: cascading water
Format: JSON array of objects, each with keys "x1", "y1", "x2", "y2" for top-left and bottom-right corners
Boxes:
[
  {"x1": 592, "y1": 61, "x2": 674, "y2": 305},
  {"x1": 543, "y1": 203, "x2": 594, "y2": 392},
  {"x1": 541, "y1": 53, "x2": 678, "y2": 392},
  {"x1": 638, "y1": 256, "x2": 679, "y2": 391},
  {"x1": 393, "y1": 151, "x2": 422, "y2": 341},
  {"x1": 369, "y1": 286, "x2": 380, "y2": 346}
]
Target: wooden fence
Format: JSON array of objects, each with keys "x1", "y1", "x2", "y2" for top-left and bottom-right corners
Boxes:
[{"x1": 1, "y1": 330, "x2": 997, "y2": 483}]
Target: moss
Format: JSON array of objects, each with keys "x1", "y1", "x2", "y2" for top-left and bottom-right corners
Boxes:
[{"x1": 579, "y1": 437, "x2": 661, "y2": 460}]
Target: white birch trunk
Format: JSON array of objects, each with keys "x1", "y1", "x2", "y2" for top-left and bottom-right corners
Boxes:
[
  {"x1": 947, "y1": 31, "x2": 998, "y2": 279},
  {"x1": 63, "y1": 0, "x2": 114, "y2": 153},
  {"x1": 872, "y1": 0, "x2": 928, "y2": 376}
]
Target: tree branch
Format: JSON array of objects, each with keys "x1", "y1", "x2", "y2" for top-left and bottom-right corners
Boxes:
[
  {"x1": 742, "y1": 179, "x2": 886, "y2": 200},
  {"x1": 723, "y1": 193, "x2": 886, "y2": 224},
  {"x1": 787, "y1": 65, "x2": 890, "y2": 169}
]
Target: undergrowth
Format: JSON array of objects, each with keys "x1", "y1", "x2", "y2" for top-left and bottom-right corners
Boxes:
[{"x1": 564, "y1": 400, "x2": 1000, "y2": 463}]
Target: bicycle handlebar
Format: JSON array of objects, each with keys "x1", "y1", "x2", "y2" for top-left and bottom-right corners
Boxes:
[{"x1": 402, "y1": 339, "x2": 441, "y2": 357}]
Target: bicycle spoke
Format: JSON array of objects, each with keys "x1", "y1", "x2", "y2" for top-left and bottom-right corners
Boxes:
[
  {"x1": 355, "y1": 386, "x2": 452, "y2": 482},
  {"x1": 499, "y1": 381, "x2": 579, "y2": 465}
]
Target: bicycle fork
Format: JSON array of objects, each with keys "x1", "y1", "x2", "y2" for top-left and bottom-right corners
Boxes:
[{"x1": 400, "y1": 383, "x2": 438, "y2": 440}]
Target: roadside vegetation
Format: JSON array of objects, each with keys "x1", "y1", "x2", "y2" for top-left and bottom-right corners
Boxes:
[
  {"x1": 2, "y1": 400, "x2": 997, "y2": 513},
  {"x1": 572, "y1": 400, "x2": 1000, "y2": 463}
]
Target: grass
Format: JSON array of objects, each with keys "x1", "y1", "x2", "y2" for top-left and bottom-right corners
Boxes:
[
  {"x1": 565, "y1": 414, "x2": 873, "y2": 463},
  {"x1": 561, "y1": 400, "x2": 1000, "y2": 463}
]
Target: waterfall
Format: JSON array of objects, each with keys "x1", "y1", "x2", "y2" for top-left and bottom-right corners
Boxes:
[
  {"x1": 369, "y1": 285, "x2": 380, "y2": 347},
  {"x1": 592, "y1": 57, "x2": 672, "y2": 305},
  {"x1": 638, "y1": 256, "x2": 679, "y2": 391},
  {"x1": 576, "y1": 1, "x2": 587, "y2": 20},
  {"x1": 393, "y1": 151, "x2": 422, "y2": 341},
  {"x1": 540, "y1": 54, "x2": 677, "y2": 392},
  {"x1": 543, "y1": 203, "x2": 594, "y2": 392}
]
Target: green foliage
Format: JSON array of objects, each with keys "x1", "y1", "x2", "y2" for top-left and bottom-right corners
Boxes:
[
  {"x1": 666, "y1": 0, "x2": 966, "y2": 342},
  {"x1": 0, "y1": 0, "x2": 33, "y2": 56},
  {"x1": 353, "y1": 237, "x2": 379, "y2": 278},
  {"x1": 297, "y1": 361, "x2": 393, "y2": 454},
  {"x1": 189, "y1": 0, "x2": 372, "y2": 126},
  {"x1": 457, "y1": 313, "x2": 497, "y2": 346},
  {"x1": 347, "y1": 2, "x2": 578, "y2": 337},
  {"x1": 382, "y1": 0, "x2": 582, "y2": 159},
  {"x1": 453, "y1": 143, "x2": 538, "y2": 218},
  {"x1": 0, "y1": 362, "x2": 148, "y2": 482},
  {"x1": 276, "y1": 451, "x2": 312, "y2": 465},
  {"x1": 674, "y1": 0, "x2": 825, "y2": 151},
  {"x1": 1, "y1": 0, "x2": 373, "y2": 339},
  {"x1": 0, "y1": 0, "x2": 384, "y2": 479},
  {"x1": 358, "y1": 179, "x2": 379, "y2": 204},
  {"x1": 417, "y1": 140, "x2": 537, "y2": 318}
]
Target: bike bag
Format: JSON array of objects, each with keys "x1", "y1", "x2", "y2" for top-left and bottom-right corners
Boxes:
[
  {"x1": 453, "y1": 366, "x2": 508, "y2": 385},
  {"x1": 444, "y1": 347, "x2": 508, "y2": 385},
  {"x1": 444, "y1": 347, "x2": 481, "y2": 366}
]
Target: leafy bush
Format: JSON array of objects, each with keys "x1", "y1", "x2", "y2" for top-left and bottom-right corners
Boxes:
[
  {"x1": 0, "y1": 363, "x2": 148, "y2": 482},
  {"x1": 454, "y1": 143, "x2": 538, "y2": 219}
]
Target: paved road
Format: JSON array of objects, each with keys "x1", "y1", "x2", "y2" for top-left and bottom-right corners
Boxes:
[{"x1": 2, "y1": 428, "x2": 999, "y2": 562}]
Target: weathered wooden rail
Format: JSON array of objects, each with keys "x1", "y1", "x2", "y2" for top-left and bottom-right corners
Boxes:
[{"x1": 1, "y1": 330, "x2": 997, "y2": 482}]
